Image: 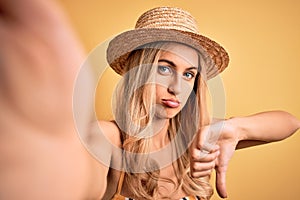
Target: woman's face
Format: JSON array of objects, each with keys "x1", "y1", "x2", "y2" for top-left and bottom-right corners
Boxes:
[{"x1": 154, "y1": 43, "x2": 199, "y2": 119}]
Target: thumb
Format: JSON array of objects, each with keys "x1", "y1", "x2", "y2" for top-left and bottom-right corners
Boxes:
[{"x1": 215, "y1": 166, "x2": 228, "y2": 198}]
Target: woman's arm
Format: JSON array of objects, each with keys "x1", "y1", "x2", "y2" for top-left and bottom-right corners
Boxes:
[
  {"x1": 0, "y1": 0, "x2": 105, "y2": 199},
  {"x1": 0, "y1": 0, "x2": 86, "y2": 131},
  {"x1": 191, "y1": 110, "x2": 300, "y2": 198},
  {"x1": 216, "y1": 110, "x2": 299, "y2": 198},
  {"x1": 231, "y1": 110, "x2": 300, "y2": 148}
]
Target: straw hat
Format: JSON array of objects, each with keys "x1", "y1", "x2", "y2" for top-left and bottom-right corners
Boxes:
[{"x1": 106, "y1": 6, "x2": 229, "y2": 79}]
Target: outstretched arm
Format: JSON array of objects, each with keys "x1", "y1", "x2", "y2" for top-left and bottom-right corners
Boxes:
[
  {"x1": 215, "y1": 110, "x2": 300, "y2": 198},
  {"x1": 0, "y1": 0, "x2": 106, "y2": 199},
  {"x1": 234, "y1": 110, "x2": 300, "y2": 148},
  {"x1": 0, "y1": 0, "x2": 86, "y2": 131},
  {"x1": 190, "y1": 110, "x2": 300, "y2": 198}
]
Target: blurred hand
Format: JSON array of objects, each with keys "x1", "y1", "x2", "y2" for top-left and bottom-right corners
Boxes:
[{"x1": 0, "y1": 0, "x2": 104, "y2": 199}]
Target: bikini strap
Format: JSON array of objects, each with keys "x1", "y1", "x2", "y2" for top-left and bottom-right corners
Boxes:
[{"x1": 116, "y1": 170, "x2": 125, "y2": 194}]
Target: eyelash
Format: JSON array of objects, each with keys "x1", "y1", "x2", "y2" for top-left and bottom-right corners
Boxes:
[{"x1": 183, "y1": 72, "x2": 195, "y2": 80}]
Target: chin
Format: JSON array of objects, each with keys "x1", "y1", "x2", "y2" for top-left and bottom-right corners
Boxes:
[{"x1": 155, "y1": 108, "x2": 180, "y2": 119}]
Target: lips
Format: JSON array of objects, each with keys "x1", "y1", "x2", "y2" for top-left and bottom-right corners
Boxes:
[{"x1": 161, "y1": 99, "x2": 180, "y2": 108}]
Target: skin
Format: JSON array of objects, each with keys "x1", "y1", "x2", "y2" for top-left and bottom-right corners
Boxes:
[
  {"x1": 155, "y1": 44, "x2": 199, "y2": 119},
  {"x1": 1, "y1": 0, "x2": 299, "y2": 199},
  {"x1": 193, "y1": 111, "x2": 300, "y2": 198},
  {"x1": 102, "y1": 42, "x2": 206, "y2": 199},
  {"x1": 0, "y1": 0, "x2": 105, "y2": 199}
]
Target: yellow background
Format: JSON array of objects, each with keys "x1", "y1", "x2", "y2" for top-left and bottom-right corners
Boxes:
[{"x1": 59, "y1": 0, "x2": 300, "y2": 199}]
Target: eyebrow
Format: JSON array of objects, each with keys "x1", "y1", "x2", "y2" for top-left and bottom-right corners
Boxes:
[{"x1": 158, "y1": 59, "x2": 198, "y2": 71}]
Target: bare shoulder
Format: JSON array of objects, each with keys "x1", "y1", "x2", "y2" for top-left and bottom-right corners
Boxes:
[
  {"x1": 97, "y1": 120, "x2": 122, "y2": 148},
  {"x1": 97, "y1": 121, "x2": 124, "y2": 200}
]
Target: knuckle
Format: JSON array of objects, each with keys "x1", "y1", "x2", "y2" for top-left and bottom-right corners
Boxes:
[
  {"x1": 197, "y1": 140, "x2": 205, "y2": 150},
  {"x1": 191, "y1": 163, "x2": 201, "y2": 172},
  {"x1": 191, "y1": 171, "x2": 199, "y2": 178},
  {"x1": 190, "y1": 150, "x2": 199, "y2": 160},
  {"x1": 191, "y1": 163, "x2": 199, "y2": 171}
]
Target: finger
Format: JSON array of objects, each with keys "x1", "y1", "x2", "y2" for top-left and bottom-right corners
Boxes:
[
  {"x1": 215, "y1": 167, "x2": 228, "y2": 198},
  {"x1": 190, "y1": 169, "x2": 212, "y2": 178},
  {"x1": 196, "y1": 127, "x2": 213, "y2": 151},
  {"x1": 201, "y1": 142, "x2": 218, "y2": 153},
  {"x1": 191, "y1": 161, "x2": 215, "y2": 172},
  {"x1": 195, "y1": 126, "x2": 219, "y2": 152},
  {"x1": 191, "y1": 149, "x2": 220, "y2": 163},
  {"x1": 196, "y1": 126, "x2": 221, "y2": 152}
]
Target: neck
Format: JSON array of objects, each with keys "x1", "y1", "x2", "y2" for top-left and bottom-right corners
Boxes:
[{"x1": 148, "y1": 117, "x2": 170, "y2": 151}]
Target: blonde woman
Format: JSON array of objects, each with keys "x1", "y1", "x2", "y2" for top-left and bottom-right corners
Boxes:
[
  {"x1": 94, "y1": 6, "x2": 300, "y2": 200},
  {"x1": 1, "y1": 1, "x2": 299, "y2": 199}
]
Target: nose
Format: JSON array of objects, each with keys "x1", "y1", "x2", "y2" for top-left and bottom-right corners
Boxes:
[{"x1": 167, "y1": 74, "x2": 181, "y2": 95}]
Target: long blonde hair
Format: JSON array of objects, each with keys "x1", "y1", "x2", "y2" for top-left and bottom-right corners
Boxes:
[{"x1": 113, "y1": 41, "x2": 212, "y2": 199}]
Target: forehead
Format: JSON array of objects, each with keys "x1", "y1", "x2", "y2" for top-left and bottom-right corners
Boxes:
[{"x1": 158, "y1": 42, "x2": 199, "y2": 68}]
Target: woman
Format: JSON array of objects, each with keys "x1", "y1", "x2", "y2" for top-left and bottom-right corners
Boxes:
[{"x1": 92, "y1": 6, "x2": 300, "y2": 200}]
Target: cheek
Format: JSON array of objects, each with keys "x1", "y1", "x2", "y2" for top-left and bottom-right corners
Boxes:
[
  {"x1": 180, "y1": 81, "x2": 195, "y2": 102},
  {"x1": 180, "y1": 89, "x2": 193, "y2": 108},
  {"x1": 155, "y1": 85, "x2": 165, "y2": 100}
]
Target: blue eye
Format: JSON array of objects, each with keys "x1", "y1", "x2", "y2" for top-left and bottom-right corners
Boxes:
[
  {"x1": 158, "y1": 65, "x2": 172, "y2": 75},
  {"x1": 183, "y1": 72, "x2": 195, "y2": 80}
]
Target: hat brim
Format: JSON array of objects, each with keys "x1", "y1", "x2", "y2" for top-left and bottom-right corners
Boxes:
[{"x1": 106, "y1": 28, "x2": 229, "y2": 79}]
